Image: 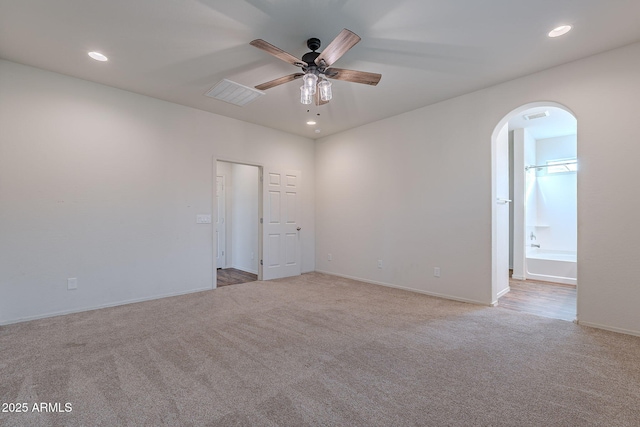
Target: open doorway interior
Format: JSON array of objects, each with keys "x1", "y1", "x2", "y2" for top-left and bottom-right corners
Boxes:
[
  {"x1": 216, "y1": 161, "x2": 260, "y2": 287},
  {"x1": 499, "y1": 106, "x2": 577, "y2": 321}
]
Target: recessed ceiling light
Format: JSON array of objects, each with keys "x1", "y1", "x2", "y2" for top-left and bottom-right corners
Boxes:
[
  {"x1": 306, "y1": 121, "x2": 317, "y2": 125},
  {"x1": 88, "y1": 51, "x2": 108, "y2": 61},
  {"x1": 315, "y1": 129, "x2": 321, "y2": 133},
  {"x1": 548, "y1": 25, "x2": 572, "y2": 38}
]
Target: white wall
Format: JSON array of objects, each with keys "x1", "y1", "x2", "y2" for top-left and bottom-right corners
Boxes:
[
  {"x1": 534, "y1": 135, "x2": 577, "y2": 252},
  {"x1": 231, "y1": 163, "x2": 259, "y2": 274},
  {"x1": 0, "y1": 59, "x2": 315, "y2": 324},
  {"x1": 315, "y1": 41, "x2": 640, "y2": 335}
]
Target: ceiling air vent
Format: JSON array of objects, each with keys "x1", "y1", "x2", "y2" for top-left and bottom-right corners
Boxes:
[
  {"x1": 523, "y1": 110, "x2": 549, "y2": 121},
  {"x1": 205, "y1": 79, "x2": 264, "y2": 107}
]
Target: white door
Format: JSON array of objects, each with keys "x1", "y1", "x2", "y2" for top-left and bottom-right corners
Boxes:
[
  {"x1": 216, "y1": 175, "x2": 226, "y2": 269},
  {"x1": 262, "y1": 169, "x2": 302, "y2": 280}
]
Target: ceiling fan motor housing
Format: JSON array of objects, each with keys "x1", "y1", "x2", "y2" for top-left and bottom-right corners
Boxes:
[
  {"x1": 302, "y1": 52, "x2": 320, "y2": 69},
  {"x1": 307, "y1": 38, "x2": 321, "y2": 51},
  {"x1": 302, "y1": 38, "x2": 324, "y2": 75}
]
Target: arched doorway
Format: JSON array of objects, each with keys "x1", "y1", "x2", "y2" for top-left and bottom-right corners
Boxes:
[{"x1": 492, "y1": 102, "x2": 578, "y2": 321}]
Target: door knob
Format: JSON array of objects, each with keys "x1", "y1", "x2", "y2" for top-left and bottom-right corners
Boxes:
[{"x1": 297, "y1": 227, "x2": 301, "y2": 231}]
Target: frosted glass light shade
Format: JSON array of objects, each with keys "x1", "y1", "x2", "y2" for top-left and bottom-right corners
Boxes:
[
  {"x1": 318, "y1": 79, "x2": 332, "y2": 101},
  {"x1": 300, "y1": 86, "x2": 313, "y2": 104},
  {"x1": 303, "y1": 73, "x2": 317, "y2": 95}
]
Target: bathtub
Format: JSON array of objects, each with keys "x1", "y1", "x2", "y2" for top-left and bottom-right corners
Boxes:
[{"x1": 526, "y1": 249, "x2": 577, "y2": 286}]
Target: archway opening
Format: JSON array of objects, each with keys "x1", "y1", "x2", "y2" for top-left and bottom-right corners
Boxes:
[{"x1": 491, "y1": 102, "x2": 578, "y2": 321}]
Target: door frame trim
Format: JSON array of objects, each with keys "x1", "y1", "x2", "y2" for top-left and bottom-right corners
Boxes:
[
  {"x1": 215, "y1": 174, "x2": 227, "y2": 270},
  {"x1": 213, "y1": 158, "x2": 264, "y2": 288}
]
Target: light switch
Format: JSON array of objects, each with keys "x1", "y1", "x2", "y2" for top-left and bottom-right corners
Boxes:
[
  {"x1": 196, "y1": 214, "x2": 212, "y2": 224},
  {"x1": 68, "y1": 278, "x2": 78, "y2": 290}
]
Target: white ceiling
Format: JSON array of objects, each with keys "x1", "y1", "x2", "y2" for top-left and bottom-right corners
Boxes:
[
  {"x1": 1, "y1": 0, "x2": 639, "y2": 139},
  {"x1": 509, "y1": 107, "x2": 577, "y2": 140}
]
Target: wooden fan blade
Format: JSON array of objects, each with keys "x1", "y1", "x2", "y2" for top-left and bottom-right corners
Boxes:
[
  {"x1": 314, "y1": 29, "x2": 361, "y2": 67},
  {"x1": 255, "y1": 73, "x2": 304, "y2": 91},
  {"x1": 250, "y1": 39, "x2": 307, "y2": 67},
  {"x1": 325, "y1": 68, "x2": 381, "y2": 86},
  {"x1": 315, "y1": 90, "x2": 329, "y2": 106}
]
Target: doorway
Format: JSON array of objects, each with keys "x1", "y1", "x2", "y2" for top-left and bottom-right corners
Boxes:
[
  {"x1": 492, "y1": 102, "x2": 578, "y2": 321},
  {"x1": 216, "y1": 161, "x2": 261, "y2": 287}
]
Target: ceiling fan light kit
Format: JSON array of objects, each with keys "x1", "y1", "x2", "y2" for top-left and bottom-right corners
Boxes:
[
  {"x1": 318, "y1": 79, "x2": 332, "y2": 102},
  {"x1": 250, "y1": 29, "x2": 381, "y2": 106},
  {"x1": 303, "y1": 73, "x2": 318, "y2": 94},
  {"x1": 300, "y1": 86, "x2": 313, "y2": 105}
]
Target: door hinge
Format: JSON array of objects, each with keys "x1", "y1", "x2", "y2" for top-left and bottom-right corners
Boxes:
[
  {"x1": 260, "y1": 218, "x2": 263, "y2": 224},
  {"x1": 260, "y1": 260, "x2": 263, "y2": 266}
]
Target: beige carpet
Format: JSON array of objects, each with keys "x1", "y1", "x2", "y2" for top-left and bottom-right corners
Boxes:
[{"x1": 1, "y1": 272, "x2": 639, "y2": 426}]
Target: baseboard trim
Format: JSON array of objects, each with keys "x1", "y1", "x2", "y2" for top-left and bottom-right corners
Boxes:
[
  {"x1": 315, "y1": 270, "x2": 492, "y2": 306},
  {"x1": 497, "y1": 286, "x2": 511, "y2": 299},
  {"x1": 0, "y1": 286, "x2": 213, "y2": 326},
  {"x1": 511, "y1": 275, "x2": 526, "y2": 280},
  {"x1": 491, "y1": 286, "x2": 511, "y2": 306},
  {"x1": 576, "y1": 320, "x2": 640, "y2": 337}
]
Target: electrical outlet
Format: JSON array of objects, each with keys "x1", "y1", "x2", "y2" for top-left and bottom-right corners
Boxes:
[
  {"x1": 67, "y1": 278, "x2": 78, "y2": 290},
  {"x1": 251, "y1": 252, "x2": 254, "y2": 260},
  {"x1": 434, "y1": 267, "x2": 441, "y2": 278},
  {"x1": 196, "y1": 214, "x2": 212, "y2": 224},
  {"x1": 377, "y1": 260, "x2": 383, "y2": 269},
  {"x1": 328, "y1": 253, "x2": 332, "y2": 261}
]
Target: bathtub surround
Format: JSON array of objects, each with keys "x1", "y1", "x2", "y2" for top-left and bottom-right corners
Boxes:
[
  {"x1": 529, "y1": 135, "x2": 577, "y2": 253},
  {"x1": 1, "y1": 273, "x2": 639, "y2": 426},
  {"x1": 526, "y1": 250, "x2": 577, "y2": 286},
  {"x1": 519, "y1": 132, "x2": 578, "y2": 285}
]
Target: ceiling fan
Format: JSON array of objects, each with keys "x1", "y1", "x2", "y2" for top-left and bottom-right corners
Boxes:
[{"x1": 250, "y1": 29, "x2": 381, "y2": 105}]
